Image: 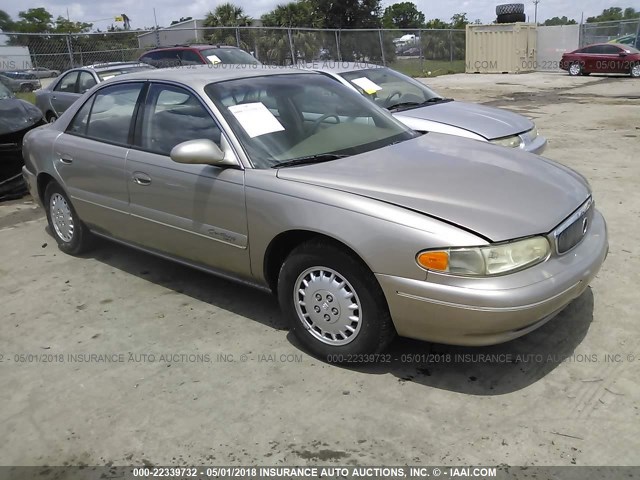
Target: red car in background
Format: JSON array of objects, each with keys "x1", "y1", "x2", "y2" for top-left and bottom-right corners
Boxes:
[{"x1": 561, "y1": 43, "x2": 640, "y2": 78}]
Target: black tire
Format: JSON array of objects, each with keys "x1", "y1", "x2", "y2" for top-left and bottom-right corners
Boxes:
[
  {"x1": 277, "y1": 240, "x2": 395, "y2": 360},
  {"x1": 568, "y1": 61, "x2": 583, "y2": 76},
  {"x1": 45, "y1": 112, "x2": 57, "y2": 123},
  {"x1": 496, "y1": 12, "x2": 526, "y2": 23},
  {"x1": 44, "y1": 181, "x2": 94, "y2": 255},
  {"x1": 496, "y1": 3, "x2": 524, "y2": 15}
]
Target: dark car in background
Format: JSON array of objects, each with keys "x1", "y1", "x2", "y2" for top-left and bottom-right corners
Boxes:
[
  {"x1": 138, "y1": 45, "x2": 260, "y2": 68},
  {"x1": 561, "y1": 43, "x2": 640, "y2": 77},
  {"x1": 35, "y1": 62, "x2": 154, "y2": 123},
  {"x1": 0, "y1": 82, "x2": 44, "y2": 200}
]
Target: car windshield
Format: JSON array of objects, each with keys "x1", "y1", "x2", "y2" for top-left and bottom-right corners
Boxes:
[
  {"x1": 624, "y1": 46, "x2": 640, "y2": 54},
  {"x1": 97, "y1": 65, "x2": 154, "y2": 81},
  {"x1": 200, "y1": 48, "x2": 260, "y2": 65},
  {"x1": 205, "y1": 73, "x2": 417, "y2": 169},
  {"x1": 339, "y1": 67, "x2": 444, "y2": 110},
  {"x1": 0, "y1": 82, "x2": 13, "y2": 99}
]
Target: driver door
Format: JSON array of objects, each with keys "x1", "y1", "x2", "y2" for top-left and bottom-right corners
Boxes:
[{"x1": 126, "y1": 82, "x2": 251, "y2": 278}]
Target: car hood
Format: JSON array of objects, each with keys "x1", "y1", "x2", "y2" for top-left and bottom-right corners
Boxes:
[
  {"x1": 394, "y1": 100, "x2": 534, "y2": 140},
  {"x1": 0, "y1": 98, "x2": 43, "y2": 135},
  {"x1": 276, "y1": 133, "x2": 590, "y2": 242}
]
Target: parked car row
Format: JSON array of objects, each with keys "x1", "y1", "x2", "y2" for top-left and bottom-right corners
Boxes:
[{"x1": 21, "y1": 63, "x2": 608, "y2": 358}]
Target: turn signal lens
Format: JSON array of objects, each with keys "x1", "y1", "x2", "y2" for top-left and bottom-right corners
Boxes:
[
  {"x1": 416, "y1": 236, "x2": 550, "y2": 277},
  {"x1": 417, "y1": 251, "x2": 449, "y2": 271}
]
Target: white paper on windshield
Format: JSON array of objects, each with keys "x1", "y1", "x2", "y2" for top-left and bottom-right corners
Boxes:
[
  {"x1": 207, "y1": 55, "x2": 222, "y2": 64},
  {"x1": 228, "y1": 102, "x2": 285, "y2": 138},
  {"x1": 351, "y1": 77, "x2": 382, "y2": 95},
  {"x1": 102, "y1": 75, "x2": 115, "y2": 80}
]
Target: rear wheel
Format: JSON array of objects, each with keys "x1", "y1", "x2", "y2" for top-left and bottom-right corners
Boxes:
[
  {"x1": 631, "y1": 63, "x2": 640, "y2": 78},
  {"x1": 277, "y1": 240, "x2": 395, "y2": 359},
  {"x1": 44, "y1": 182, "x2": 94, "y2": 255},
  {"x1": 45, "y1": 112, "x2": 57, "y2": 123},
  {"x1": 569, "y1": 62, "x2": 582, "y2": 76}
]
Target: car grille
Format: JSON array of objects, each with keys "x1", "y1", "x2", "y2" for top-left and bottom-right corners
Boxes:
[{"x1": 553, "y1": 197, "x2": 594, "y2": 254}]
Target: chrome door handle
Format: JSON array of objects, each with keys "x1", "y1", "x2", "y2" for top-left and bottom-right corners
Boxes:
[
  {"x1": 132, "y1": 173, "x2": 151, "y2": 186},
  {"x1": 59, "y1": 154, "x2": 73, "y2": 164}
]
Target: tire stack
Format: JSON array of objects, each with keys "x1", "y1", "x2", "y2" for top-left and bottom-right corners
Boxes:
[{"x1": 496, "y1": 3, "x2": 526, "y2": 23}]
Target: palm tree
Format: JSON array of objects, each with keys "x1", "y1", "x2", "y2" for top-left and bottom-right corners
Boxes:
[
  {"x1": 203, "y1": 2, "x2": 252, "y2": 48},
  {"x1": 204, "y1": 3, "x2": 252, "y2": 27}
]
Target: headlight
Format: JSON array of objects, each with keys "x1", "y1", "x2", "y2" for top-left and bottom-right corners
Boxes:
[
  {"x1": 416, "y1": 236, "x2": 550, "y2": 277},
  {"x1": 491, "y1": 134, "x2": 522, "y2": 148}
]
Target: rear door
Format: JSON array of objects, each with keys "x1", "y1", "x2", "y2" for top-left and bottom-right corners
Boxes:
[
  {"x1": 53, "y1": 82, "x2": 145, "y2": 236},
  {"x1": 125, "y1": 82, "x2": 251, "y2": 277},
  {"x1": 50, "y1": 71, "x2": 80, "y2": 116}
]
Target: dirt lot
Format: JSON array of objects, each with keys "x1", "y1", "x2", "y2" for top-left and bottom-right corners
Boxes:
[{"x1": 1, "y1": 72, "x2": 639, "y2": 468}]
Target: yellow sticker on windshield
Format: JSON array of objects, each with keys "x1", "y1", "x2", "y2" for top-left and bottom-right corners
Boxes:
[{"x1": 351, "y1": 77, "x2": 382, "y2": 95}]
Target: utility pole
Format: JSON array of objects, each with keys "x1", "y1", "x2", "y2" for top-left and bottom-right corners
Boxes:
[{"x1": 533, "y1": 0, "x2": 540, "y2": 24}]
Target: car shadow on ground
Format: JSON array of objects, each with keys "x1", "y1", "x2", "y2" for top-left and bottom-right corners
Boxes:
[
  {"x1": 79, "y1": 235, "x2": 594, "y2": 396},
  {"x1": 332, "y1": 288, "x2": 595, "y2": 395}
]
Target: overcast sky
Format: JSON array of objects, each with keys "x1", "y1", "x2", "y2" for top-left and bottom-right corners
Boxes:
[{"x1": 1, "y1": 0, "x2": 639, "y2": 30}]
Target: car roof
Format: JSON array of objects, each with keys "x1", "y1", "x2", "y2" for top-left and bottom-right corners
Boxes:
[
  {"x1": 105, "y1": 64, "x2": 317, "y2": 88},
  {"x1": 583, "y1": 43, "x2": 628, "y2": 49},
  {"x1": 300, "y1": 61, "x2": 383, "y2": 74},
  {"x1": 146, "y1": 44, "x2": 240, "y2": 52}
]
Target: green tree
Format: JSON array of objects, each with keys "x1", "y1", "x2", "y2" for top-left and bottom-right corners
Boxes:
[
  {"x1": 382, "y1": 2, "x2": 425, "y2": 29},
  {"x1": 310, "y1": 0, "x2": 383, "y2": 29},
  {"x1": 203, "y1": 2, "x2": 253, "y2": 48},
  {"x1": 53, "y1": 16, "x2": 92, "y2": 33},
  {"x1": 424, "y1": 18, "x2": 449, "y2": 29},
  {"x1": 542, "y1": 16, "x2": 577, "y2": 26},
  {"x1": 12, "y1": 8, "x2": 53, "y2": 33},
  {"x1": 204, "y1": 3, "x2": 252, "y2": 27},
  {"x1": 586, "y1": 7, "x2": 639, "y2": 22},
  {"x1": 261, "y1": 1, "x2": 320, "y2": 28},
  {"x1": 449, "y1": 13, "x2": 469, "y2": 30},
  {"x1": 0, "y1": 10, "x2": 14, "y2": 31}
]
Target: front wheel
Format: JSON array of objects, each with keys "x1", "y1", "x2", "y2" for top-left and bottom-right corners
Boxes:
[
  {"x1": 277, "y1": 240, "x2": 395, "y2": 359},
  {"x1": 44, "y1": 181, "x2": 94, "y2": 255},
  {"x1": 631, "y1": 63, "x2": 640, "y2": 78},
  {"x1": 568, "y1": 62, "x2": 582, "y2": 76}
]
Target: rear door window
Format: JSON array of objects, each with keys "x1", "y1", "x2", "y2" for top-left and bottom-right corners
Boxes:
[
  {"x1": 66, "y1": 83, "x2": 144, "y2": 146},
  {"x1": 55, "y1": 72, "x2": 79, "y2": 92}
]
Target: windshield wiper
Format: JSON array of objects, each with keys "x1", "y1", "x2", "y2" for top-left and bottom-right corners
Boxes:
[
  {"x1": 273, "y1": 153, "x2": 349, "y2": 169},
  {"x1": 387, "y1": 97, "x2": 452, "y2": 111}
]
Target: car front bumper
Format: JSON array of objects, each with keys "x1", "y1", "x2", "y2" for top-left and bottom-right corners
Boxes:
[
  {"x1": 376, "y1": 209, "x2": 608, "y2": 346},
  {"x1": 522, "y1": 134, "x2": 548, "y2": 155}
]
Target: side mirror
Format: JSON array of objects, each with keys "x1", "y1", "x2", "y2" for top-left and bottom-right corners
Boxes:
[
  {"x1": 619, "y1": 51, "x2": 628, "y2": 57},
  {"x1": 170, "y1": 139, "x2": 237, "y2": 167}
]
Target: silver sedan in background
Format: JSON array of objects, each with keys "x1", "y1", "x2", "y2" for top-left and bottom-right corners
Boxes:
[
  {"x1": 35, "y1": 62, "x2": 154, "y2": 123},
  {"x1": 309, "y1": 62, "x2": 548, "y2": 154},
  {"x1": 22, "y1": 66, "x2": 605, "y2": 359}
]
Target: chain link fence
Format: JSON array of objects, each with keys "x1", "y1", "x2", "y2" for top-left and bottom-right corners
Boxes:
[
  {"x1": 580, "y1": 19, "x2": 640, "y2": 48},
  {"x1": 0, "y1": 27, "x2": 466, "y2": 78}
]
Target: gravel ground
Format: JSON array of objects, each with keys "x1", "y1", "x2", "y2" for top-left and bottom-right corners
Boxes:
[{"x1": 1, "y1": 72, "x2": 639, "y2": 470}]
